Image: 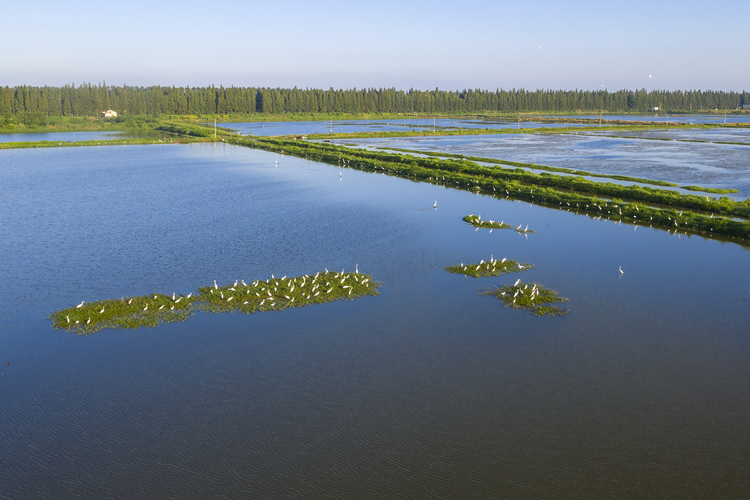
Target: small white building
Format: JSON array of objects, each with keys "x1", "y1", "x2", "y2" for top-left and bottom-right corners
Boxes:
[{"x1": 102, "y1": 109, "x2": 118, "y2": 118}]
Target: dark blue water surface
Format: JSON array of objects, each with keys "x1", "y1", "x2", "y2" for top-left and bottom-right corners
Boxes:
[{"x1": 1, "y1": 143, "x2": 749, "y2": 499}]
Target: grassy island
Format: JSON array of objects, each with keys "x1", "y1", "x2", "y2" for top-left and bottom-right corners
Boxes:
[
  {"x1": 50, "y1": 271, "x2": 380, "y2": 335},
  {"x1": 481, "y1": 282, "x2": 569, "y2": 317},
  {"x1": 463, "y1": 214, "x2": 536, "y2": 233},
  {"x1": 446, "y1": 257, "x2": 533, "y2": 278}
]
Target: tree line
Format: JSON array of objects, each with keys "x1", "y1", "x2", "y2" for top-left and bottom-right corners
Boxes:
[{"x1": 2, "y1": 83, "x2": 748, "y2": 118}]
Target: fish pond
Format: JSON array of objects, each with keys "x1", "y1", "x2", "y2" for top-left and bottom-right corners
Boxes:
[
  {"x1": 0, "y1": 140, "x2": 749, "y2": 498},
  {"x1": 342, "y1": 131, "x2": 750, "y2": 199}
]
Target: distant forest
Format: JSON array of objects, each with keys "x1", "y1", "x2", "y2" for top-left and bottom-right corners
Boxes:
[{"x1": 2, "y1": 84, "x2": 748, "y2": 118}]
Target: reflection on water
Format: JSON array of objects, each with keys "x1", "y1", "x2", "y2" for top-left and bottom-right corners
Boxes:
[
  {"x1": 348, "y1": 133, "x2": 750, "y2": 198},
  {"x1": 0, "y1": 130, "x2": 169, "y2": 143},
  {"x1": 0, "y1": 143, "x2": 749, "y2": 499}
]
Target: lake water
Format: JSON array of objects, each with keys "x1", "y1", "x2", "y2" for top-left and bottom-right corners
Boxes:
[
  {"x1": 0, "y1": 130, "x2": 168, "y2": 143},
  {"x1": 343, "y1": 134, "x2": 750, "y2": 199},
  {"x1": 1, "y1": 143, "x2": 749, "y2": 499}
]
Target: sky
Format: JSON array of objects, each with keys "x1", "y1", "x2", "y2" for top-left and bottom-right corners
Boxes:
[{"x1": 1, "y1": 0, "x2": 747, "y2": 91}]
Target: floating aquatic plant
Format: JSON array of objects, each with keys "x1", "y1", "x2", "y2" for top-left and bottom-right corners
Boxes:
[
  {"x1": 446, "y1": 257, "x2": 533, "y2": 278},
  {"x1": 481, "y1": 281, "x2": 569, "y2": 316},
  {"x1": 50, "y1": 271, "x2": 380, "y2": 335},
  {"x1": 463, "y1": 214, "x2": 535, "y2": 234}
]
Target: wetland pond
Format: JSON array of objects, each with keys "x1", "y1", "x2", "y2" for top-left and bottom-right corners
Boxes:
[
  {"x1": 343, "y1": 132, "x2": 750, "y2": 199},
  {"x1": 221, "y1": 117, "x2": 590, "y2": 136},
  {"x1": 1, "y1": 141, "x2": 749, "y2": 498}
]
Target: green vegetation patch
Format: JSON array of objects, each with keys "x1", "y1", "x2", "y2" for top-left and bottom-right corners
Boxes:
[
  {"x1": 446, "y1": 257, "x2": 533, "y2": 278},
  {"x1": 481, "y1": 282, "x2": 569, "y2": 317},
  {"x1": 197, "y1": 271, "x2": 380, "y2": 314},
  {"x1": 463, "y1": 214, "x2": 536, "y2": 233},
  {"x1": 50, "y1": 293, "x2": 198, "y2": 335},
  {"x1": 50, "y1": 271, "x2": 380, "y2": 335}
]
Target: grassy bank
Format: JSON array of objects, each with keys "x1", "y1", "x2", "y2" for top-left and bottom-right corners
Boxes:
[{"x1": 231, "y1": 136, "x2": 750, "y2": 243}]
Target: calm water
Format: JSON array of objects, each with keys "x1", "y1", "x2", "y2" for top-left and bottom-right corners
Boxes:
[
  {"x1": 346, "y1": 134, "x2": 750, "y2": 199},
  {"x1": 221, "y1": 118, "x2": 589, "y2": 136},
  {"x1": 1, "y1": 143, "x2": 749, "y2": 499},
  {"x1": 0, "y1": 130, "x2": 168, "y2": 143}
]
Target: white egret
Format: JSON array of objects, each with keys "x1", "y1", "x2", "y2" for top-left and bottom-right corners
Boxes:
[
  {"x1": 619, "y1": 266, "x2": 624, "y2": 275},
  {"x1": 433, "y1": 201, "x2": 437, "y2": 208},
  {"x1": 76, "y1": 301, "x2": 85, "y2": 308}
]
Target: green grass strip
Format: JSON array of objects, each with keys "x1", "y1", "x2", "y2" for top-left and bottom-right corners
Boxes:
[
  {"x1": 379, "y1": 147, "x2": 680, "y2": 188},
  {"x1": 481, "y1": 282, "x2": 569, "y2": 317},
  {"x1": 50, "y1": 271, "x2": 380, "y2": 335},
  {"x1": 680, "y1": 185, "x2": 739, "y2": 194},
  {"x1": 446, "y1": 257, "x2": 533, "y2": 278}
]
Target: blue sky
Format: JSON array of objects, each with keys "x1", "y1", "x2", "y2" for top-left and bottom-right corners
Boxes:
[{"x1": 2, "y1": 0, "x2": 747, "y2": 91}]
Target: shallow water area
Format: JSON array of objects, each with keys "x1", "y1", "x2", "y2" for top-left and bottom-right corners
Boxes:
[
  {"x1": 1, "y1": 143, "x2": 749, "y2": 498},
  {"x1": 221, "y1": 118, "x2": 589, "y2": 136},
  {"x1": 346, "y1": 133, "x2": 750, "y2": 198},
  {"x1": 543, "y1": 114, "x2": 750, "y2": 124},
  {"x1": 591, "y1": 127, "x2": 750, "y2": 144}
]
